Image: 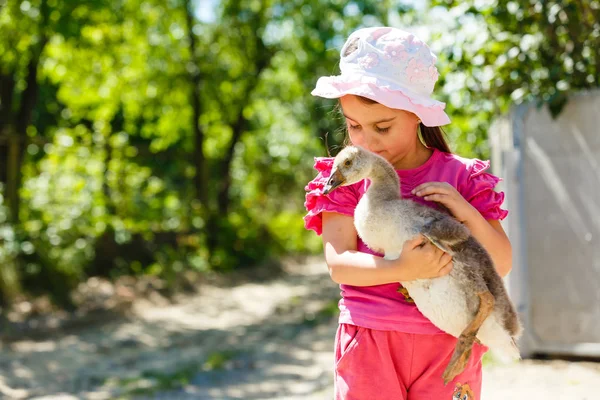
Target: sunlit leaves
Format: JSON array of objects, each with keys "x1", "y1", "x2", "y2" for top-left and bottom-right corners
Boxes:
[
  {"x1": 1, "y1": 0, "x2": 409, "y2": 301},
  {"x1": 430, "y1": 0, "x2": 600, "y2": 157}
]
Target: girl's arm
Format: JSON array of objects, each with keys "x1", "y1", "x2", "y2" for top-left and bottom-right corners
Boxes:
[
  {"x1": 413, "y1": 182, "x2": 512, "y2": 277},
  {"x1": 322, "y1": 211, "x2": 453, "y2": 286},
  {"x1": 463, "y1": 217, "x2": 512, "y2": 277}
]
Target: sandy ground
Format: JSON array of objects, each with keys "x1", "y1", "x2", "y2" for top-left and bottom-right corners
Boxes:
[{"x1": 1, "y1": 256, "x2": 599, "y2": 399}]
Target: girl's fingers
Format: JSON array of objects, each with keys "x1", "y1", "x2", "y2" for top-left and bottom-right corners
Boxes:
[
  {"x1": 412, "y1": 184, "x2": 451, "y2": 197},
  {"x1": 439, "y1": 252, "x2": 452, "y2": 265},
  {"x1": 412, "y1": 183, "x2": 436, "y2": 195},
  {"x1": 423, "y1": 193, "x2": 449, "y2": 203},
  {"x1": 428, "y1": 242, "x2": 445, "y2": 259},
  {"x1": 439, "y1": 261, "x2": 453, "y2": 276},
  {"x1": 406, "y1": 234, "x2": 427, "y2": 249}
]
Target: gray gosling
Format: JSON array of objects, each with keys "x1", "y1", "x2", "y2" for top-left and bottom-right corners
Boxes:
[{"x1": 323, "y1": 146, "x2": 522, "y2": 385}]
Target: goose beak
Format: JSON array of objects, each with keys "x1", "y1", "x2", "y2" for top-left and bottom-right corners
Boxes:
[{"x1": 323, "y1": 169, "x2": 345, "y2": 194}]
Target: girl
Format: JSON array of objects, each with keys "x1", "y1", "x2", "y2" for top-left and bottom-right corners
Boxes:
[{"x1": 304, "y1": 27, "x2": 512, "y2": 400}]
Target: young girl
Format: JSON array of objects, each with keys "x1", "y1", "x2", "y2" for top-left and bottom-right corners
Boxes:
[{"x1": 304, "y1": 27, "x2": 512, "y2": 399}]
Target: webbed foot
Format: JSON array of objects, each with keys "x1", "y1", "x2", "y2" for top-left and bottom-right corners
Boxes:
[{"x1": 442, "y1": 334, "x2": 475, "y2": 385}]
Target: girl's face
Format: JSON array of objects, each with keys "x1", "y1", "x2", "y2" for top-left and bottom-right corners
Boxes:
[{"x1": 339, "y1": 95, "x2": 423, "y2": 169}]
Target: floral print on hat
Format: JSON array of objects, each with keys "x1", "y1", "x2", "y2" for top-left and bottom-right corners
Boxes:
[{"x1": 312, "y1": 27, "x2": 451, "y2": 127}]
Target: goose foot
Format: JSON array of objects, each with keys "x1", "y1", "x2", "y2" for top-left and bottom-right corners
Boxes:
[
  {"x1": 442, "y1": 334, "x2": 475, "y2": 385},
  {"x1": 442, "y1": 291, "x2": 495, "y2": 385}
]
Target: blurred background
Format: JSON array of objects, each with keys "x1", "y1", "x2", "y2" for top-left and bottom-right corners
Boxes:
[{"x1": 1, "y1": 0, "x2": 599, "y2": 399}]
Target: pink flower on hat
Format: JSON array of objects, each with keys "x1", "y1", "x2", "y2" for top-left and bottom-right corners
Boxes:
[
  {"x1": 383, "y1": 43, "x2": 406, "y2": 60},
  {"x1": 358, "y1": 52, "x2": 380, "y2": 69},
  {"x1": 406, "y1": 58, "x2": 430, "y2": 82}
]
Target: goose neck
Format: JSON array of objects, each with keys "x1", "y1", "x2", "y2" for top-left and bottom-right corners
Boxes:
[{"x1": 366, "y1": 157, "x2": 401, "y2": 199}]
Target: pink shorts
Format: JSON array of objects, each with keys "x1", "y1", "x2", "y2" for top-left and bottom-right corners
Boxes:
[{"x1": 334, "y1": 324, "x2": 487, "y2": 400}]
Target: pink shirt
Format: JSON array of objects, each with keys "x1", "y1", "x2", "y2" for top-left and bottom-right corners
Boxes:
[{"x1": 304, "y1": 148, "x2": 508, "y2": 334}]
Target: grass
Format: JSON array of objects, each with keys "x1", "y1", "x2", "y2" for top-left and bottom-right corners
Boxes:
[{"x1": 113, "y1": 349, "x2": 242, "y2": 399}]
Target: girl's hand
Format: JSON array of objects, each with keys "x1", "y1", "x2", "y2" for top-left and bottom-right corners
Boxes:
[
  {"x1": 395, "y1": 235, "x2": 453, "y2": 281},
  {"x1": 412, "y1": 182, "x2": 478, "y2": 223}
]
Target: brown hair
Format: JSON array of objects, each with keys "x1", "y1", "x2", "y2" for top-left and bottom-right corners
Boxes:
[
  {"x1": 341, "y1": 38, "x2": 451, "y2": 154},
  {"x1": 341, "y1": 96, "x2": 452, "y2": 154}
]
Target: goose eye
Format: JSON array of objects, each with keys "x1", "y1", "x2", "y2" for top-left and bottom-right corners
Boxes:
[{"x1": 344, "y1": 160, "x2": 352, "y2": 167}]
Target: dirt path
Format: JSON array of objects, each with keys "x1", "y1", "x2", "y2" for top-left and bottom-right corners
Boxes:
[{"x1": 1, "y1": 257, "x2": 599, "y2": 399}]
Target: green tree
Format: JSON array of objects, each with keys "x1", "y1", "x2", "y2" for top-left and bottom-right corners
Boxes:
[
  {"x1": 0, "y1": 0, "x2": 412, "y2": 305},
  {"x1": 0, "y1": 0, "x2": 116, "y2": 303},
  {"x1": 187, "y1": 0, "x2": 399, "y2": 268},
  {"x1": 430, "y1": 0, "x2": 600, "y2": 156}
]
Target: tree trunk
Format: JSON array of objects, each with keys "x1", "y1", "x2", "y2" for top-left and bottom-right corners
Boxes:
[
  {"x1": 184, "y1": 0, "x2": 206, "y2": 207},
  {"x1": 7, "y1": 39, "x2": 46, "y2": 223},
  {"x1": 0, "y1": 73, "x2": 16, "y2": 187},
  {"x1": 216, "y1": 42, "x2": 272, "y2": 214},
  {"x1": 7, "y1": 0, "x2": 48, "y2": 222},
  {"x1": 6, "y1": 129, "x2": 22, "y2": 224},
  {"x1": 0, "y1": 127, "x2": 21, "y2": 305},
  {"x1": 217, "y1": 113, "x2": 246, "y2": 215},
  {"x1": 0, "y1": 1, "x2": 49, "y2": 304}
]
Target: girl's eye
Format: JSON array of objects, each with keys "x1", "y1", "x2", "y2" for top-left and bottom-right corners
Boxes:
[{"x1": 347, "y1": 123, "x2": 388, "y2": 133}]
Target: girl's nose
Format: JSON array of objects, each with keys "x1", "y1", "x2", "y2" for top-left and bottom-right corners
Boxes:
[{"x1": 365, "y1": 132, "x2": 378, "y2": 150}]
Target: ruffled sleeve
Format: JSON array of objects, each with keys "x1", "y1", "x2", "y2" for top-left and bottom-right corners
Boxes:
[
  {"x1": 461, "y1": 159, "x2": 509, "y2": 221},
  {"x1": 304, "y1": 157, "x2": 359, "y2": 235}
]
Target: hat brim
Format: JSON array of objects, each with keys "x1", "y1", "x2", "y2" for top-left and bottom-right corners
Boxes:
[{"x1": 311, "y1": 74, "x2": 451, "y2": 127}]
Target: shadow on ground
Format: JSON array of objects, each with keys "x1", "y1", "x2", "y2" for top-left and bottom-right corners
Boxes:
[{"x1": 0, "y1": 257, "x2": 339, "y2": 399}]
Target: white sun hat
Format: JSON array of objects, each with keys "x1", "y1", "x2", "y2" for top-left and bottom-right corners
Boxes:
[{"x1": 312, "y1": 26, "x2": 451, "y2": 127}]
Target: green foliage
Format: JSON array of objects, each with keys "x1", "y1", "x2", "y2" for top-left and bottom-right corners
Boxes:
[
  {"x1": 0, "y1": 0, "x2": 396, "y2": 304},
  {"x1": 430, "y1": 0, "x2": 600, "y2": 157}
]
